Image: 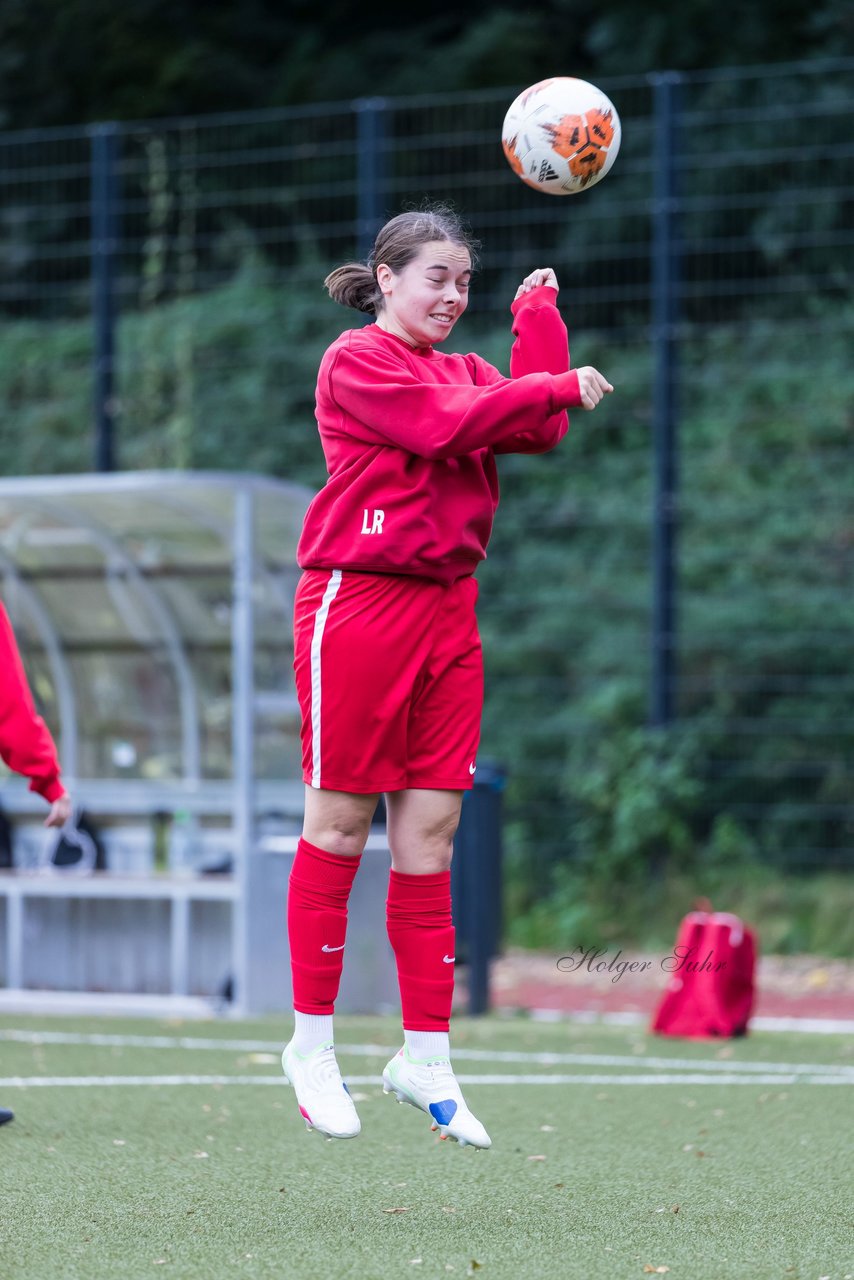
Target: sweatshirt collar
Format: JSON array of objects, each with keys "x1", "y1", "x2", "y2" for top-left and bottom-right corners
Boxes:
[{"x1": 369, "y1": 323, "x2": 435, "y2": 357}]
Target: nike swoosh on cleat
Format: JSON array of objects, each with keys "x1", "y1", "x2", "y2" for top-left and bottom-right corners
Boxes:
[
  {"x1": 442, "y1": 955, "x2": 456, "y2": 964},
  {"x1": 469, "y1": 763, "x2": 477, "y2": 775},
  {"x1": 321, "y1": 943, "x2": 346, "y2": 952}
]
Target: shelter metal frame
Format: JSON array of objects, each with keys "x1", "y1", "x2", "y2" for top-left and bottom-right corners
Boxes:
[{"x1": 0, "y1": 471, "x2": 311, "y2": 1014}]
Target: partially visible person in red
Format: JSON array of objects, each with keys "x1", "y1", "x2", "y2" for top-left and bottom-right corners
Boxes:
[{"x1": 0, "y1": 599, "x2": 72, "y2": 1126}]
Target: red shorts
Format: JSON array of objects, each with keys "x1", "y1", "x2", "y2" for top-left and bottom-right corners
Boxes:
[{"x1": 294, "y1": 569, "x2": 483, "y2": 793}]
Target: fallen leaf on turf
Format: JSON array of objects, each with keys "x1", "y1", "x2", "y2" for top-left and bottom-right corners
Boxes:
[
  {"x1": 383, "y1": 1207, "x2": 410, "y2": 1214},
  {"x1": 672, "y1": 1205, "x2": 680, "y2": 1214},
  {"x1": 527, "y1": 1154, "x2": 546, "y2": 1161},
  {"x1": 466, "y1": 1264, "x2": 482, "y2": 1276},
  {"x1": 553, "y1": 1183, "x2": 565, "y2": 1189},
  {"x1": 113, "y1": 1140, "x2": 125, "y2": 1146},
  {"x1": 194, "y1": 1152, "x2": 209, "y2": 1159},
  {"x1": 642, "y1": 1268, "x2": 670, "y2": 1274},
  {"x1": 278, "y1": 1188, "x2": 286, "y2": 1194},
  {"x1": 441, "y1": 1207, "x2": 456, "y2": 1214}
]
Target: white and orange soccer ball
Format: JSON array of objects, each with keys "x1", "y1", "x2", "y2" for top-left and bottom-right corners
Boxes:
[{"x1": 501, "y1": 77, "x2": 621, "y2": 196}]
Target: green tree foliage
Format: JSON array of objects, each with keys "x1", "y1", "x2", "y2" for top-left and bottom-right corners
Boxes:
[{"x1": 0, "y1": 0, "x2": 850, "y2": 130}]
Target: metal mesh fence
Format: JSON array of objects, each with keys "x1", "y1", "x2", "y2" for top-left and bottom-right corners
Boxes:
[{"x1": 0, "y1": 57, "x2": 852, "y2": 875}]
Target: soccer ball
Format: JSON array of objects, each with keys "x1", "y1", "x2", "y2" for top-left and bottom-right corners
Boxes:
[{"x1": 501, "y1": 77, "x2": 621, "y2": 196}]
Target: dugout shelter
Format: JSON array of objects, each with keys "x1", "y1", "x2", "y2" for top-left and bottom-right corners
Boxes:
[{"x1": 0, "y1": 472, "x2": 400, "y2": 1016}]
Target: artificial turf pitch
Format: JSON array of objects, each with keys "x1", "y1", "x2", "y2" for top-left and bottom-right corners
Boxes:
[{"x1": 0, "y1": 1013, "x2": 851, "y2": 1280}]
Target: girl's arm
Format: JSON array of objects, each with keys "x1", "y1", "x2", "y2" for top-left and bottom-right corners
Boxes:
[
  {"x1": 326, "y1": 339, "x2": 582, "y2": 460},
  {"x1": 0, "y1": 604, "x2": 66, "y2": 804}
]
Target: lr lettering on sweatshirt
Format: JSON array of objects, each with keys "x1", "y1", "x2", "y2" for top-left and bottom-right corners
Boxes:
[{"x1": 361, "y1": 508, "x2": 385, "y2": 535}]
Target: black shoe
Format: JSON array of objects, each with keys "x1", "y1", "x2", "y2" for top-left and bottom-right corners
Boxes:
[{"x1": 0, "y1": 1108, "x2": 14, "y2": 1125}]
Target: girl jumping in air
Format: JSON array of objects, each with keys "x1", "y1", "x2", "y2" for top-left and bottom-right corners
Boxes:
[{"x1": 282, "y1": 205, "x2": 612, "y2": 1148}]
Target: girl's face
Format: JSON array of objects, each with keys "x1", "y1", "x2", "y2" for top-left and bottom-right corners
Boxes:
[{"x1": 375, "y1": 240, "x2": 472, "y2": 347}]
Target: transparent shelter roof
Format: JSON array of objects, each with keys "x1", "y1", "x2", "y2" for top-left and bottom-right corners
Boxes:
[{"x1": 0, "y1": 472, "x2": 311, "y2": 811}]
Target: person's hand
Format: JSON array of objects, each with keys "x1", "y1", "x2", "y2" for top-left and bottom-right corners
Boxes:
[
  {"x1": 514, "y1": 268, "x2": 559, "y2": 300},
  {"x1": 575, "y1": 366, "x2": 614, "y2": 409},
  {"x1": 44, "y1": 793, "x2": 73, "y2": 828}
]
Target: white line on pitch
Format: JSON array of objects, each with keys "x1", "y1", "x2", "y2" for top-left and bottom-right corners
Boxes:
[
  {"x1": 1, "y1": 1029, "x2": 852, "y2": 1079},
  {"x1": 0, "y1": 1072, "x2": 852, "y2": 1088}
]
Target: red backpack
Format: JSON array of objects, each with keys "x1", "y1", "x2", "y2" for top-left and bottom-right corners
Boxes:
[{"x1": 651, "y1": 909, "x2": 757, "y2": 1039}]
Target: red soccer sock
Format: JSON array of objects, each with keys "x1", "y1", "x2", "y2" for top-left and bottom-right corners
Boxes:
[
  {"x1": 386, "y1": 868, "x2": 456, "y2": 1032},
  {"x1": 287, "y1": 837, "x2": 362, "y2": 1015}
]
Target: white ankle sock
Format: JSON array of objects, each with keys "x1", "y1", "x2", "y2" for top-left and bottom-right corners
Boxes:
[
  {"x1": 404, "y1": 1030, "x2": 451, "y2": 1061},
  {"x1": 291, "y1": 1012, "x2": 334, "y2": 1054}
]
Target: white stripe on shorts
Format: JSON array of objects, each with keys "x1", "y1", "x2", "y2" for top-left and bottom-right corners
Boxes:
[{"x1": 309, "y1": 569, "x2": 343, "y2": 788}]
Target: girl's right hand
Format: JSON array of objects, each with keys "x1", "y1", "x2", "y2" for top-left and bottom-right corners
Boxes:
[{"x1": 575, "y1": 366, "x2": 614, "y2": 409}]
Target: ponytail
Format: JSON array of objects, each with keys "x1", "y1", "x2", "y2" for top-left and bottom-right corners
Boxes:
[{"x1": 324, "y1": 263, "x2": 382, "y2": 314}]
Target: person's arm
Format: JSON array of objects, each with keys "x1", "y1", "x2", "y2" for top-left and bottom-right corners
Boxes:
[
  {"x1": 495, "y1": 276, "x2": 612, "y2": 455},
  {"x1": 0, "y1": 605, "x2": 70, "y2": 825},
  {"x1": 326, "y1": 337, "x2": 583, "y2": 461}
]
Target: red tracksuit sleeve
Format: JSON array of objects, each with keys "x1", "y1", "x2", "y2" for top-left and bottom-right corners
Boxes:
[
  {"x1": 326, "y1": 311, "x2": 581, "y2": 462},
  {"x1": 0, "y1": 604, "x2": 65, "y2": 803},
  {"x1": 492, "y1": 285, "x2": 573, "y2": 455}
]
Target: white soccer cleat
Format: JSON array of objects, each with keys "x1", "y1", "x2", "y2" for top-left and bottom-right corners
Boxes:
[
  {"x1": 382, "y1": 1046, "x2": 492, "y2": 1149},
  {"x1": 281, "y1": 1041, "x2": 361, "y2": 1139}
]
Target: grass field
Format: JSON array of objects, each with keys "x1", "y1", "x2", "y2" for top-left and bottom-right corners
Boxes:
[{"x1": 1, "y1": 1012, "x2": 852, "y2": 1280}]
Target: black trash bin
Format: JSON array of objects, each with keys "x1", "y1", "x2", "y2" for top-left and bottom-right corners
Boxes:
[{"x1": 451, "y1": 761, "x2": 505, "y2": 1015}]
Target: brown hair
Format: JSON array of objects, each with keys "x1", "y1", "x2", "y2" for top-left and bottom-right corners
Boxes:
[{"x1": 324, "y1": 205, "x2": 478, "y2": 315}]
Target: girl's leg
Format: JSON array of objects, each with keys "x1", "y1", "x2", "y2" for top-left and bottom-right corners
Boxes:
[
  {"x1": 290, "y1": 786, "x2": 379, "y2": 1029},
  {"x1": 282, "y1": 786, "x2": 378, "y2": 1139},
  {"x1": 381, "y1": 788, "x2": 491, "y2": 1149},
  {"x1": 385, "y1": 788, "x2": 462, "y2": 1049}
]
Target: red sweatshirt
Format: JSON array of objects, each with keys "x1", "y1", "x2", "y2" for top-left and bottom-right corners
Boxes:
[
  {"x1": 0, "y1": 602, "x2": 65, "y2": 803},
  {"x1": 297, "y1": 285, "x2": 582, "y2": 585}
]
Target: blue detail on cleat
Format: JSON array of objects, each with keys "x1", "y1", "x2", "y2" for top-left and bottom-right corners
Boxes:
[
  {"x1": 342, "y1": 1082, "x2": 351, "y2": 1095},
  {"x1": 428, "y1": 1099, "x2": 458, "y2": 1126}
]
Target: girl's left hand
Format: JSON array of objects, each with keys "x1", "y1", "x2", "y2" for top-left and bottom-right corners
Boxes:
[
  {"x1": 44, "y1": 793, "x2": 73, "y2": 828},
  {"x1": 514, "y1": 268, "x2": 559, "y2": 300}
]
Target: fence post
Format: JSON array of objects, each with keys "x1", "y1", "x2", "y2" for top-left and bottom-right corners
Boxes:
[
  {"x1": 90, "y1": 122, "x2": 120, "y2": 473},
  {"x1": 452, "y1": 763, "x2": 505, "y2": 1017},
  {"x1": 353, "y1": 97, "x2": 388, "y2": 261},
  {"x1": 649, "y1": 73, "x2": 682, "y2": 727}
]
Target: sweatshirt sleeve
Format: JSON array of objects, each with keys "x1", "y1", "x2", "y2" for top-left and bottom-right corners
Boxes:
[
  {"x1": 0, "y1": 605, "x2": 65, "y2": 803},
  {"x1": 326, "y1": 333, "x2": 581, "y2": 461},
  {"x1": 493, "y1": 285, "x2": 572, "y2": 455}
]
